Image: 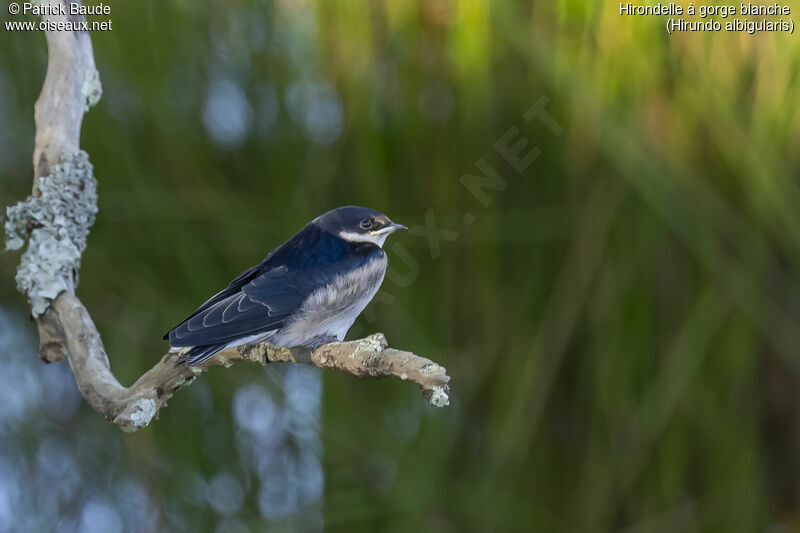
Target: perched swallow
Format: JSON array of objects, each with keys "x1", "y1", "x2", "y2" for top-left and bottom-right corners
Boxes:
[{"x1": 165, "y1": 206, "x2": 407, "y2": 366}]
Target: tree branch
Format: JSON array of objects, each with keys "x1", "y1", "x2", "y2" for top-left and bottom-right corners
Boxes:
[
  {"x1": 3, "y1": 0, "x2": 451, "y2": 432},
  {"x1": 43, "y1": 292, "x2": 449, "y2": 432},
  {"x1": 5, "y1": 0, "x2": 101, "y2": 360}
]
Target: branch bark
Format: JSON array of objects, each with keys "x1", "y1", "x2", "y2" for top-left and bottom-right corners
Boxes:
[
  {"x1": 43, "y1": 292, "x2": 450, "y2": 432},
  {"x1": 3, "y1": 0, "x2": 451, "y2": 432}
]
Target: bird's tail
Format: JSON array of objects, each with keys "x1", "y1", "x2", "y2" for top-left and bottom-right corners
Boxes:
[{"x1": 175, "y1": 344, "x2": 227, "y2": 367}]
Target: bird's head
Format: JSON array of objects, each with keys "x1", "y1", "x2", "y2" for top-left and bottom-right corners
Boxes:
[{"x1": 315, "y1": 206, "x2": 407, "y2": 247}]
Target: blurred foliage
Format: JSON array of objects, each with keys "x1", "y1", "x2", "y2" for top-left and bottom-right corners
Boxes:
[{"x1": 2, "y1": 0, "x2": 800, "y2": 531}]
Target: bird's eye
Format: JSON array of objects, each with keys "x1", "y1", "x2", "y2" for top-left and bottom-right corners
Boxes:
[{"x1": 360, "y1": 219, "x2": 373, "y2": 230}]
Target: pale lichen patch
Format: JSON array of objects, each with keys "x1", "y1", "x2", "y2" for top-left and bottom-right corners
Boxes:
[
  {"x1": 265, "y1": 344, "x2": 293, "y2": 363},
  {"x1": 356, "y1": 336, "x2": 385, "y2": 354},
  {"x1": 419, "y1": 363, "x2": 443, "y2": 375},
  {"x1": 4, "y1": 150, "x2": 98, "y2": 316},
  {"x1": 81, "y1": 68, "x2": 102, "y2": 109},
  {"x1": 128, "y1": 398, "x2": 156, "y2": 428},
  {"x1": 428, "y1": 386, "x2": 450, "y2": 408},
  {"x1": 241, "y1": 342, "x2": 293, "y2": 364}
]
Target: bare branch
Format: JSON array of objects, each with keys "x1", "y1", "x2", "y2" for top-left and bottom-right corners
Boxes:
[
  {"x1": 46, "y1": 292, "x2": 450, "y2": 432},
  {"x1": 33, "y1": 0, "x2": 101, "y2": 187},
  {"x1": 3, "y1": 0, "x2": 452, "y2": 432}
]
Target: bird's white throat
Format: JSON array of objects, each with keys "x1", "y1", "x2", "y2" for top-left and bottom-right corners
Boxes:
[{"x1": 338, "y1": 229, "x2": 392, "y2": 247}]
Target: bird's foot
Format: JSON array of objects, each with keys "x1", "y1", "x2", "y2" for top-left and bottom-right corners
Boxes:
[{"x1": 306, "y1": 335, "x2": 340, "y2": 351}]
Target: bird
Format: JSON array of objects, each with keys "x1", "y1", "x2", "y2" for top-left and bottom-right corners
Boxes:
[{"x1": 164, "y1": 206, "x2": 407, "y2": 366}]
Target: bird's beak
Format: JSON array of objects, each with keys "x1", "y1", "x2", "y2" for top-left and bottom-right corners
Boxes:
[
  {"x1": 389, "y1": 222, "x2": 407, "y2": 232},
  {"x1": 372, "y1": 222, "x2": 407, "y2": 235}
]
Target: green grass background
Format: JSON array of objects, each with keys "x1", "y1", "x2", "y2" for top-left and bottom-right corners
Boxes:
[{"x1": 2, "y1": 1, "x2": 800, "y2": 531}]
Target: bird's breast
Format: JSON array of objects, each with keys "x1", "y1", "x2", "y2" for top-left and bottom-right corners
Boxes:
[{"x1": 274, "y1": 254, "x2": 388, "y2": 346}]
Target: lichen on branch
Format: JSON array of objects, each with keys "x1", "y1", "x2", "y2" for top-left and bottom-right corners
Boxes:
[{"x1": 4, "y1": 150, "x2": 98, "y2": 316}]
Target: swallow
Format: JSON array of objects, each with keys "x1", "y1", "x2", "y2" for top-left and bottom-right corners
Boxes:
[{"x1": 165, "y1": 206, "x2": 407, "y2": 366}]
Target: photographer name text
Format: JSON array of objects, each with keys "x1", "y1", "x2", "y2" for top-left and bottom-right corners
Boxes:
[{"x1": 5, "y1": 2, "x2": 113, "y2": 32}]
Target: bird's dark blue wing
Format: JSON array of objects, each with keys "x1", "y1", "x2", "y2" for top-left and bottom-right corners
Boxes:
[
  {"x1": 162, "y1": 263, "x2": 263, "y2": 340},
  {"x1": 168, "y1": 290, "x2": 287, "y2": 347}
]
